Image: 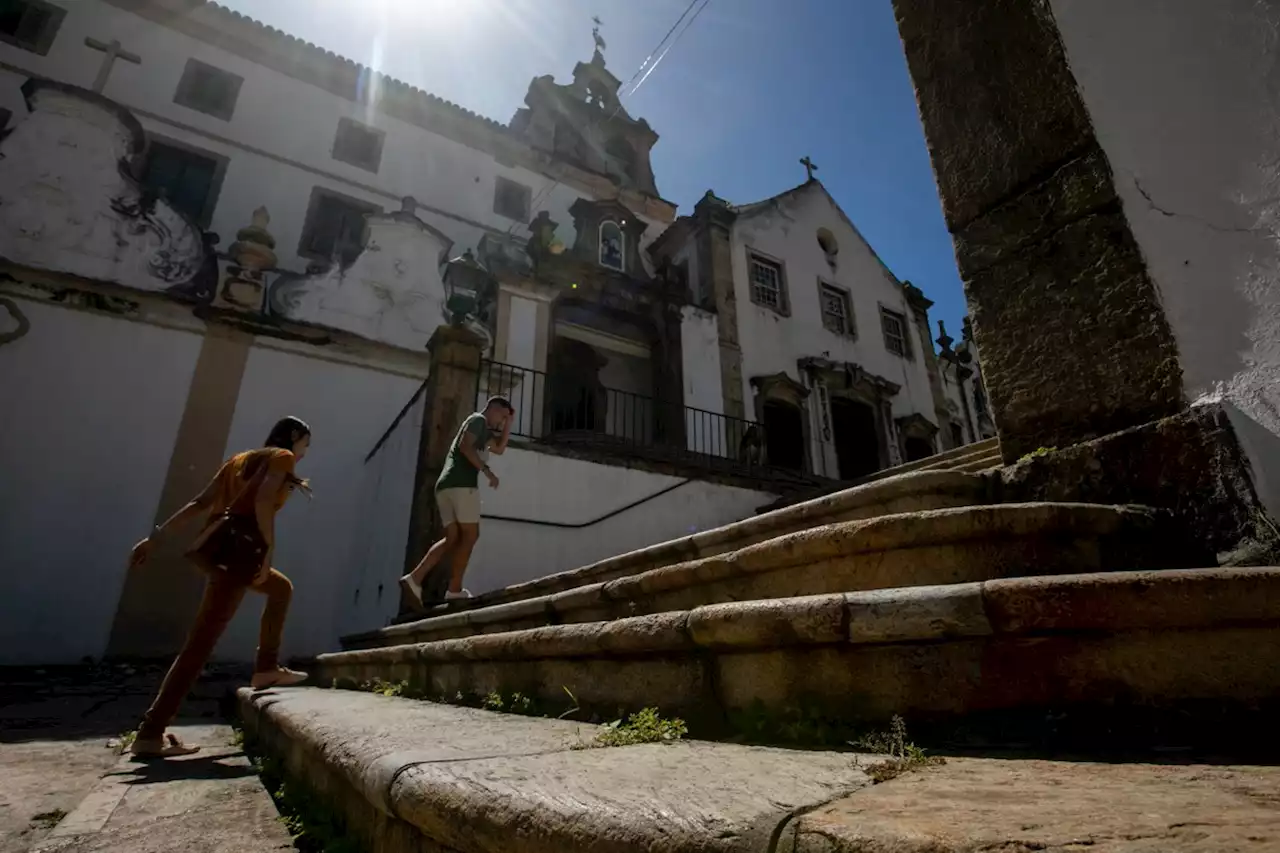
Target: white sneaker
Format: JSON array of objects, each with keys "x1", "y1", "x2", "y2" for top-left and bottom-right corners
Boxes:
[
  {"x1": 444, "y1": 588, "x2": 472, "y2": 601},
  {"x1": 398, "y1": 575, "x2": 424, "y2": 609}
]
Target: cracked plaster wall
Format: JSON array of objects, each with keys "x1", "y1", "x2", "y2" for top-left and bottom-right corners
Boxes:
[{"x1": 1053, "y1": 0, "x2": 1280, "y2": 517}]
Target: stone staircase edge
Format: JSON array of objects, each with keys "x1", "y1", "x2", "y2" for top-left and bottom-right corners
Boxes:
[
  {"x1": 236, "y1": 687, "x2": 876, "y2": 853},
  {"x1": 318, "y1": 566, "x2": 1280, "y2": 667}
]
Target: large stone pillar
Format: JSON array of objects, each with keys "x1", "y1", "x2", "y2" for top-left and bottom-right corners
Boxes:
[
  {"x1": 692, "y1": 192, "x2": 745, "y2": 423},
  {"x1": 402, "y1": 325, "x2": 483, "y2": 605},
  {"x1": 892, "y1": 0, "x2": 1184, "y2": 462}
]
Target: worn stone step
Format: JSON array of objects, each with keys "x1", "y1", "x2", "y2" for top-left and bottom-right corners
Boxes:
[
  {"x1": 319, "y1": 566, "x2": 1280, "y2": 735},
  {"x1": 346, "y1": 502, "x2": 1206, "y2": 650},
  {"x1": 368, "y1": 469, "x2": 998, "y2": 634},
  {"x1": 238, "y1": 685, "x2": 1280, "y2": 853},
  {"x1": 756, "y1": 437, "x2": 1002, "y2": 513}
]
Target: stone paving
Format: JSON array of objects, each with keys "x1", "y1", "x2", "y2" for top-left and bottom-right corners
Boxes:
[{"x1": 0, "y1": 664, "x2": 292, "y2": 853}]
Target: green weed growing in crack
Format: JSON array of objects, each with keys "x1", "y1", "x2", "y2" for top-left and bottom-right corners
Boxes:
[
  {"x1": 579, "y1": 707, "x2": 688, "y2": 749},
  {"x1": 111, "y1": 729, "x2": 137, "y2": 754},
  {"x1": 849, "y1": 715, "x2": 945, "y2": 783},
  {"x1": 1016, "y1": 446, "x2": 1057, "y2": 463}
]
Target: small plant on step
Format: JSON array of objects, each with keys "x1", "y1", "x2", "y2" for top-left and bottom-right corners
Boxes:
[
  {"x1": 1016, "y1": 446, "x2": 1057, "y2": 463},
  {"x1": 364, "y1": 678, "x2": 407, "y2": 698},
  {"x1": 585, "y1": 707, "x2": 688, "y2": 749},
  {"x1": 481, "y1": 691, "x2": 505, "y2": 712},
  {"x1": 849, "y1": 715, "x2": 944, "y2": 783}
]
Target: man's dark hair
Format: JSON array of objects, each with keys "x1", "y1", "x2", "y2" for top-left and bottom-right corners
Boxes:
[{"x1": 485, "y1": 396, "x2": 513, "y2": 412}]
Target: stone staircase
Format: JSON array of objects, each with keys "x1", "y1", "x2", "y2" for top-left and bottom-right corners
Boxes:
[
  {"x1": 756, "y1": 435, "x2": 1003, "y2": 513},
  {"x1": 316, "y1": 463, "x2": 1280, "y2": 738}
]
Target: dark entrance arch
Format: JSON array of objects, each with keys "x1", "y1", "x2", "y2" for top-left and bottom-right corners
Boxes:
[
  {"x1": 830, "y1": 397, "x2": 881, "y2": 480},
  {"x1": 904, "y1": 436, "x2": 935, "y2": 462},
  {"x1": 762, "y1": 400, "x2": 806, "y2": 472}
]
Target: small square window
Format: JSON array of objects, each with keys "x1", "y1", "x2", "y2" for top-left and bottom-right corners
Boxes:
[
  {"x1": 332, "y1": 117, "x2": 384, "y2": 173},
  {"x1": 748, "y1": 253, "x2": 787, "y2": 313},
  {"x1": 140, "y1": 139, "x2": 226, "y2": 228},
  {"x1": 174, "y1": 59, "x2": 243, "y2": 122},
  {"x1": 493, "y1": 176, "x2": 531, "y2": 222},
  {"x1": 0, "y1": 0, "x2": 65, "y2": 56},
  {"x1": 819, "y1": 282, "x2": 854, "y2": 337},
  {"x1": 299, "y1": 187, "x2": 380, "y2": 265},
  {"x1": 881, "y1": 308, "x2": 910, "y2": 358}
]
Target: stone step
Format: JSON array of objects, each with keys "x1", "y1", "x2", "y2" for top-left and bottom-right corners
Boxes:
[
  {"x1": 347, "y1": 502, "x2": 1207, "y2": 651},
  {"x1": 318, "y1": 566, "x2": 1280, "y2": 738},
  {"x1": 756, "y1": 437, "x2": 1002, "y2": 513},
  {"x1": 372, "y1": 469, "x2": 999, "y2": 633},
  {"x1": 238, "y1": 684, "x2": 1280, "y2": 853}
]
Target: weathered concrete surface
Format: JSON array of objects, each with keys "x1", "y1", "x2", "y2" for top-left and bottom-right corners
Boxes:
[
  {"x1": 352, "y1": 502, "x2": 1207, "y2": 650},
  {"x1": 781, "y1": 757, "x2": 1280, "y2": 852},
  {"x1": 316, "y1": 568, "x2": 1280, "y2": 734},
  {"x1": 0, "y1": 664, "x2": 288, "y2": 853},
  {"x1": 240, "y1": 687, "x2": 873, "y2": 853}
]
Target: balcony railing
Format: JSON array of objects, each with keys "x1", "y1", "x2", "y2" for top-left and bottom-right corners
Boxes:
[{"x1": 475, "y1": 359, "x2": 768, "y2": 471}]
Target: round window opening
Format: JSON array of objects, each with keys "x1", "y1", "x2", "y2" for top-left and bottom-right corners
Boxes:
[{"x1": 817, "y1": 227, "x2": 838, "y2": 257}]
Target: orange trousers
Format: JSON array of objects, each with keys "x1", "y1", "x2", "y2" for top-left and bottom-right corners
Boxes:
[{"x1": 137, "y1": 568, "x2": 292, "y2": 740}]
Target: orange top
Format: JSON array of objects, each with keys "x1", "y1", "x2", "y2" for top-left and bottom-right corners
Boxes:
[{"x1": 206, "y1": 448, "x2": 297, "y2": 521}]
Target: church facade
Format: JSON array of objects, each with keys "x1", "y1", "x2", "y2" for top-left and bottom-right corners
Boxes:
[{"x1": 0, "y1": 0, "x2": 972, "y2": 665}]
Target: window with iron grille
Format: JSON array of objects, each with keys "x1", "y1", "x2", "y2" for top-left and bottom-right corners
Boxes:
[
  {"x1": 881, "y1": 308, "x2": 909, "y2": 357},
  {"x1": 299, "y1": 187, "x2": 379, "y2": 265},
  {"x1": 332, "y1": 117, "x2": 384, "y2": 173},
  {"x1": 493, "y1": 176, "x2": 531, "y2": 222},
  {"x1": 819, "y1": 282, "x2": 853, "y2": 336},
  {"x1": 174, "y1": 59, "x2": 243, "y2": 122},
  {"x1": 140, "y1": 139, "x2": 226, "y2": 228},
  {"x1": 748, "y1": 253, "x2": 785, "y2": 312},
  {"x1": 0, "y1": 0, "x2": 65, "y2": 55}
]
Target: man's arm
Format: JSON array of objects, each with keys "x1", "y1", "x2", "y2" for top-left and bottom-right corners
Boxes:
[
  {"x1": 489, "y1": 412, "x2": 514, "y2": 455},
  {"x1": 458, "y1": 426, "x2": 499, "y2": 488}
]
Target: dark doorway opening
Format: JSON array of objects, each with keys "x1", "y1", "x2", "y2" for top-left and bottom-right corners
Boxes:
[
  {"x1": 950, "y1": 422, "x2": 965, "y2": 449},
  {"x1": 904, "y1": 436, "x2": 935, "y2": 462},
  {"x1": 762, "y1": 400, "x2": 806, "y2": 472},
  {"x1": 830, "y1": 397, "x2": 881, "y2": 480}
]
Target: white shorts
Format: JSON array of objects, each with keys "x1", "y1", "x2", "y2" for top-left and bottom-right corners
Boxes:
[{"x1": 437, "y1": 487, "x2": 481, "y2": 526}]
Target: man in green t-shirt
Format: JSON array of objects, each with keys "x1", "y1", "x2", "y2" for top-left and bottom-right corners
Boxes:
[{"x1": 399, "y1": 396, "x2": 514, "y2": 607}]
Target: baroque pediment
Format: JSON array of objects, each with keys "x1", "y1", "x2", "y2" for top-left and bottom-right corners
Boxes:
[
  {"x1": 268, "y1": 197, "x2": 454, "y2": 350},
  {"x1": 0, "y1": 80, "x2": 205, "y2": 293}
]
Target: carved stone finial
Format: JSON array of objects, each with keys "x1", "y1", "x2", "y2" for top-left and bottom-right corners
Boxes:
[
  {"x1": 221, "y1": 206, "x2": 278, "y2": 311},
  {"x1": 936, "y1": 319, "x2": 955, "y2": 358}
]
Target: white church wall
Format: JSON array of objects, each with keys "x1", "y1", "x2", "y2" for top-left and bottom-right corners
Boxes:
[
  {"x1": 729, "y1": 189, "x2": 938, "y2": 430},
  {"x1": 212, "y1": 343, "x2": 422, "y2": 662},
  {"x1": 504, "y1": 293, "x2": 539, "y2": 369},
  {"x1": 679, "y1": 306, "x2": 729, "y2": 455},
  {"x1": 0, "y1": 1, "x2": 666, "y2": 282},
  {"x1": 0, "y1": 300, "x2": 201, "y2": 664},
  {"x1": 449, "y1": 446, "x2": 773, "y2": 606},
  {"x1": 1052, "y1": 0, "x2": 1280, "y2": 519}
]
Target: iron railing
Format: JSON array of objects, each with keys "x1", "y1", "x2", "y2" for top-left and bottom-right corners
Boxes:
[{"x1": 476, "y1": 359, "x2": 768, "y2": 469}]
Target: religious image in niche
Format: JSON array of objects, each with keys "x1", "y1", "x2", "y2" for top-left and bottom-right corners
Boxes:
[{"x1": 600, "y1": 222, "x2": 623, "y2": 270}]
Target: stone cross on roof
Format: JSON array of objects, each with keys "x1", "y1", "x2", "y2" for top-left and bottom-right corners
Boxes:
[
  {"x1": 592, "y1": 16, "x2": 607, "y2": 55},
  {"x1": 800, "y1": 156, "x2": 818, "y2": 182},
  {"x1": 84, "y1": 37, "x2": 140, "y2": 94}
]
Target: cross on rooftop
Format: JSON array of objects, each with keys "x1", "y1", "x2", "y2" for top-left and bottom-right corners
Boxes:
[
  {"x1": 84, "y1": 37, "x2": 141, "y2": 94},
  {"x1": 800, "y1": 156, "x2": 818, "y2": 182}
]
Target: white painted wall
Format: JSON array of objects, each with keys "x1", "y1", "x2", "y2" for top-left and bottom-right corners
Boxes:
[
  {"x1": 0, "y1": 1, "x2": 669, "y2": 279},
  {"x1": 0, "y1": 300, "x2": 201, "y2": 664},
  {"x1": 1052, "y1": 0, "x2": 1280, "y2": 517},
  {"x1": 212, "y1": 344, "x2": 421, "y2": 662},
  {"x1": 729, "y1": 185, "x2": 939, "y2": 473},
  {"x1": 679, "y1": 306, "x2": 729, "y2": 454},
  {"x1": 505, "y1": 292, "x2": 539, "y2": 369}
]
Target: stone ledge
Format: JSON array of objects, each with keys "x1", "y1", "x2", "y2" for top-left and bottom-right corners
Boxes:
[
  {"x1": 317, "y1": 568, "x2": 1280, "y2": 730},
  {"x1": 352, "y1": 501, "x2": 1201, "y2": 650},
  {"x1": 238, "y1": 687, "x2": 874, "y2": 853},
  {"x1": 363, "y1": 469, "x2": 996, "y2": 638}
]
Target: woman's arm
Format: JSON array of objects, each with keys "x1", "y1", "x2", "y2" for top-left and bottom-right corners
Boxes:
[{"x1": 129, "y1": 466, "x2": 224, "y2": 566}]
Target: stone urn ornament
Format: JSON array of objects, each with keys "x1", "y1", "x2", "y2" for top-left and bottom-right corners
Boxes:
[{"x1": 220, "y1": 207, "x2": 278, "y2": 311}]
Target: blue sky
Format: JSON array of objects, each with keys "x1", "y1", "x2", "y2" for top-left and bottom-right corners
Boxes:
[{"x1": 217, "y1": 0, "x2": 967, "y2": 340}]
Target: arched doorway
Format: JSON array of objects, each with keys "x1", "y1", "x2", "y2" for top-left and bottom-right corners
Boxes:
[
  {"x1": 762, "y1": 400, "x2": 806, "y2": 472},
  {"x1": 548, "y1": 338, "x2": 606, "y2": 433},
  {"x1": 830, "y1": 397, "x2": 881, "y2": 480},
  {"x1": 904, "y1": 436, "x2": 934, "y2": 462}
]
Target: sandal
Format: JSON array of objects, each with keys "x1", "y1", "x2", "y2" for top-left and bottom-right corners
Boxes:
[
  {"x1": 130, "y1": 732, "x2": 201, "y2": 759},
  {"x1": 250, "y1": 667, "x2": 309, "y2": 689}
]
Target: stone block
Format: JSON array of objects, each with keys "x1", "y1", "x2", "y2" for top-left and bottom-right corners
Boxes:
[
  {"x1": 892, "y1": 0, "x2": 1094, "y2": 231},
  {"x1": 1000, "y1": 403, "x2": 1265, "y2": 558},
  {"x1": 846, "y1": 583, "x2": 990, "y2": 644},
  {"x1": 982, "y1": 567, "x2": 1280, "y2": 634},
  {"x1": 687, "y1": 594, "x2": 847, "y2": 649},
  {"x1": 965, "y1": 210, "x2": 1184, "y2": 460}
]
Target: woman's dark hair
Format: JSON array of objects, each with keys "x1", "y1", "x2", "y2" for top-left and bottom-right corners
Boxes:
[{"x1": 264, "y1": 416, "x2": 311, "y2": 451}]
